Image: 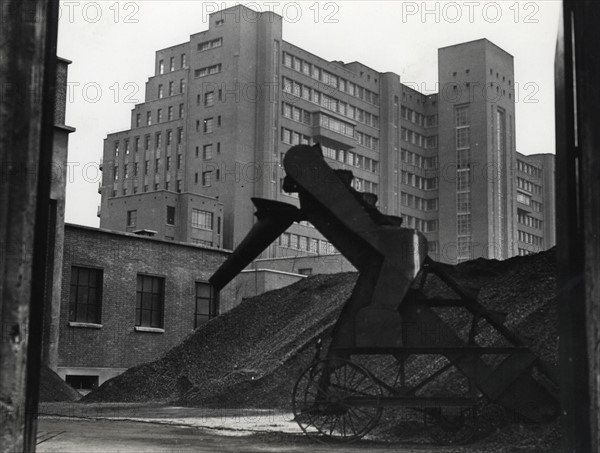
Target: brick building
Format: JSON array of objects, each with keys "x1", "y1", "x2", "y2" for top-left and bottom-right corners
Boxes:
[
  {"x1": 98, "y1": 4, "x2": 555, "y2": 263},
  {"x1": 57, "y1": 224, "x2": 232, "y2": 389}
]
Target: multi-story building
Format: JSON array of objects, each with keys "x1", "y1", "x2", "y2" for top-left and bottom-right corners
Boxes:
[
  {"x1": 515, "y1": 152, "x2": 556, "y2": 255},
  {"x1": 98, "y1": 4, "x2": 555, "y2": 264}
]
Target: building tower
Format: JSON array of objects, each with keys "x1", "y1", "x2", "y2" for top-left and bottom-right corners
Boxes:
[{"x1": 437, "y1": 40, "x2": 517, "y2": 262}]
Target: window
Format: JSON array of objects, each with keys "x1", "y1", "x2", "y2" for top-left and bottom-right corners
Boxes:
[
  {"x1": 180, "y1": 78, "x2": 185, "y2": 94},
  {"x1": 203, "y1": 117, "x2": 214, "y2": 133},
  {"x1": 65, "y1": 375, "x2": 99, "y2": 392},
  {"x1": 158, "y1": 85, "x2": 163, "y2": 99},
  {"x1": 169, "y1": 56, "x2": 175, "y2": 71},
  {"x1": 202, "y1": 171, "x2": 212, "y2": 187},
  {"x1": 191, "y1": 209, "x2": 213, "y2": 230},
  {"x1": 194, "y1": 63, "x2": 222, "y2": 78},
  {"x1": 204, "y1": 91, "x2": 214, "y2": 106},
  {"x1": 168, "y1": 106, "x2": 173, "y2": 121},
  {"x1": 168, "y1": 81, "x2": 174, "y2": 96},
  {"x1": 198, "y1": 37, "x2": 222, "y2": 51},
  {"x1": 135, "y1": 275, "x2": 164, "y2": 328},
  {"x1": 203, "y1": 144, "x2": 213, "y2": 159},
  {"x1": 159, "y1": 60, "x2": 164, "y2": 74},
  {"x1": 136, "y1": 113, "x2": 141, "y2": 127},
  {"x1": 69, "y1": 266, "x2": 103, "y2": 324},
  {"x1": 194, "y1": 282, "x2": 218, "y2": 328},
  {"x1": 166, "y1": 206, "x2": 175, "y2": 225},
  {"x1": 146, "y1": 111, "x2": 152, "y2": 125},
  {"x1": 179, "y1": 103, "x2": 184, "y2": 118},
  {"x1": 181, "y1": 53, "x2": 187, "y2": 68},
  {"x1": 127, "y1": 210, "x2": 137, "y2": 227}
]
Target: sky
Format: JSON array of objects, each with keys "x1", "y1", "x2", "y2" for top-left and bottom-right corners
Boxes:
[{"x1": 57, "y1": 0, "x2": 562, "y2": 227}]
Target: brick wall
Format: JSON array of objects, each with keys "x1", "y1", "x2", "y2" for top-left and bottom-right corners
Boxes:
[{"x1": 59, "y1": 224, "x2": 232, "y2": 371}]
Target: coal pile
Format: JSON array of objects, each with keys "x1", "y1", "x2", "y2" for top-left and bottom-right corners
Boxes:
[
  {"x1": 86, "y1": 248, "x2": 558, "y2": 415},
  {"x1": 85, "y1": 272, "x2": 357, "y2": 404},
  {"x1": 39, "y1": 363, "x2": 81, "y2": 402}
]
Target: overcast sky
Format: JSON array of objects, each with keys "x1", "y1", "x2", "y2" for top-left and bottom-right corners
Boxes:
[{"x1": 57, "y1": 0, "x2": 562, "y2": 227}]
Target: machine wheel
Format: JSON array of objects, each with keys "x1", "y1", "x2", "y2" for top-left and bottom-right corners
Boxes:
[
  {"x1": 424, "y1": 406, "x2": 477, "y2": 445},
  {"x1": 292, "y1": 357, "x2": 383, "y2": 443}
]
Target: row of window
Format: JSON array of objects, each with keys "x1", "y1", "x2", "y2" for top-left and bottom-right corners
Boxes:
[
  {"x1": 517, "y1": 177, "x2": 542, "y2": 196},
  {"x1": 282, "y1": 77, "x2": 380, "y2": 128},
  {"x1": 282, "y1": 52, "x2": 379, "y2": 105},
  {"x1": 281, "y1": 127, "x2": 311, "y2": 146},
  {"x1": 127, "y1": 206, "x2": 217, "y2": 231},
  {"x1": 518, "y1": 230, "x2": 543, "y2": 247},
  {"x1": 158, "y1": 53, "x2": 187, "y2": 75},
  {"x1": 400, "y1": 149, "x2": 438, "y2": 170},
  {"x1": 136, "y1": 104, "x2": 185, "y2": 129},
  {"x1": 198, "y1": 37, "x2": 222, "y2": 52},
  {"x1": 350, "y1": 177, "x2": 379, "y2": 195},
  {"x1": 400, "y1": 106, "x2": 437, "y2": 128},
  {"x1": 194, "y1": 63, "x2": 222, "y2": 78},
  {"x1": 113, "y1": 151, "x2": 183, "y2": 181},
  {"x1": 279, "y1": 233, "x2": 336, "y2": 255},
  {"x1": 401, "y1": 215, "x2": 438, "y2": 233},
  {"x1": 320, "y1": 145, "x2": 379, "y2": 173},
  {"x1": 69, "y1": 266, "x2": 217, "y2": 329},
  {"x1": 518, "y1": 247, "x2": 537, "y2": 256},
  {"x1": 158, "y1": 79, "x2": 186, "y2": 99},
  {"x1": 401, "y1": 127, "x2": 438, "y2": 149},
  {"x1": 355, "y1": 131, "x2": 379, "y2": 151},
  {"x1": 319, "y1": 112, "x2": 355, "y2": 138},
  {"x1": 517, "y1": 159, "x2": 542, "y2": 179},
  {"x1": 401, "y1": 193, "x2": 438, "y2": 211},
  {"x1": 400, "y1": 170, "x2": 439, "y2": 190},
  {"x1": 517, "y1": 212, "x2": 543, "y2": 230}
]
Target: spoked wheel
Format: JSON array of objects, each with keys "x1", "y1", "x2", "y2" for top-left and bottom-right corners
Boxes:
[
  {"x1": 424, "y1": 406, "x2": 477, "y2": 445},
  {"x1": 292, "y1": 357, "x2": 383, "y2": 443}
]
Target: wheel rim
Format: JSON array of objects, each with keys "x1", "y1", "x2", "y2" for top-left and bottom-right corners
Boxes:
[{"x1": 292, "y1": 357, "x2": 382, "y2": 443}]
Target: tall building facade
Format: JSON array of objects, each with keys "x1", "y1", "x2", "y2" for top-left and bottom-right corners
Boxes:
[{"x1": 99, "y1": 5, "x2": 555, "y2": 263}]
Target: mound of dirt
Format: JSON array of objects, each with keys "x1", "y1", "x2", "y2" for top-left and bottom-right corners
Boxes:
[
  {"x1": 39, "y1": 363, "x2": 81, "y2": 402},
  {"x1": 86, "y1": 248, "x2": 558, "y2": 413}
]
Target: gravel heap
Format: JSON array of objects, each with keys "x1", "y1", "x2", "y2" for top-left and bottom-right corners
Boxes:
[{"x1": 86, "y1": 247, "x2": 558, "y2": 417}]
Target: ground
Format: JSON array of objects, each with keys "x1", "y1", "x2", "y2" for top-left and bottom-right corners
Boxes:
[{"x1": 35, "y1": 402, "x2": 557, "y2": 452}]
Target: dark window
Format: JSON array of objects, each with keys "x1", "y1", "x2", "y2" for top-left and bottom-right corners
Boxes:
[
  {"x1": 166, "y1": 206, "x2": 175, "y2": 225},
  {"x1": 65, "y1": 375, "x2": 99, "y2": 392},
  {"x1": 135, "y1": 275, "x2": 164, "y2": 328},
  {"x1": 69, "y1": 266, "x2": 103, "y2": 323},
  {"x1": 194, "y1": 282, "x2": 218, "y2": 328},
  {"x1": 127, "y1": 210, "x2": 137, "y2": 227}
]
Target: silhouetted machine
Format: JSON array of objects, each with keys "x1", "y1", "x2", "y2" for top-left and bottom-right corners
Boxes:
[{"x1": 210, "y1": 144, "x2": 559, "y2": 444}]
